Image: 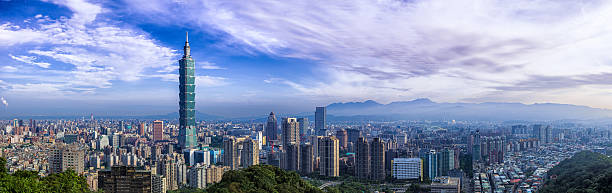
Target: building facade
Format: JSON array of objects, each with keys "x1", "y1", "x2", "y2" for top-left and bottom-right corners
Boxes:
[{"x1": 178, "y1": 32, "x2": 197, "y2": 149}]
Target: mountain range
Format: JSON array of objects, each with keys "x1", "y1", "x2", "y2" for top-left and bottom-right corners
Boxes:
[{"x1": 325, "y1": 98, "x2": 612, "y2": 121}]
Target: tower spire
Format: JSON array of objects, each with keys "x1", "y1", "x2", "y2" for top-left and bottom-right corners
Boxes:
[{"x1": 184, "y1": 31, "x2": 191, "y2": 57}]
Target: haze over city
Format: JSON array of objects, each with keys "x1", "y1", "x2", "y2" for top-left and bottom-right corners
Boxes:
[{"x1": 2, "y1": 0, "x2": 612, "y2": 118}]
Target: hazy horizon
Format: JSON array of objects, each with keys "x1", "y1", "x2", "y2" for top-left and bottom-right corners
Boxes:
[{"x1": 2, "y1": 0, "x2": 612, "y2": 117}]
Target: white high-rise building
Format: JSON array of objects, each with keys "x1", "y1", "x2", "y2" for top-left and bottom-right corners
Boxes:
[
  {"x1": 188, "y1": 164, "x2": 207, "y2": 189},
  {"x1": 392, "y1": 158, "x2": 422, "y2": 180}
]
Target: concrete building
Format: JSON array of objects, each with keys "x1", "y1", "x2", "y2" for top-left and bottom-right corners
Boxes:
[
  {"x1": 153, "y1": 120, "x2": 164, "y2": 142},
  {"x1": 206, "y1": 165, "x2": 229, "y2": 184},
  {"x1": 300, "y1": 143, "x2": 314, "y2": 175},
  {"x1": 49, "y1": 144, "x2": 84, "y2": 174},
  {"x1": 356, "y1": 137, "x2": 370, "y2": 179},
  {"x1": 188, "y1": 164, "x2": 206, "y2": 189},
  {"x1": 315, "y1": 107, "x2": 326, "y2": 135},
  {"x1": 370, "y1": 137, "x2": 386, "y2": 181},
  {"x1": 281, "y1": 118, "x2": 300, "y2": 147},
  {"x1": 265, "y1": 112, "x2": 278, "y2": 144},
  {"x1": 319, "y1": 136, "x2": 339, "y2": 177},
  {"x1": 430, "y1": 176, "x2": 461, "y2": 193},
  {"x1": 392, "y1": 158, "x2": 422, "y2": 180},
  {"x1": 152, "y1": 175, "x2": 167, "y2": 193},
  {"x1": 336, "y1": 129, "x2": 348, "y2": 149},
  {"x1": 241, "y1": 138, "x2": 259, "y2": 168},
  {"x1": 98, "y1": 166, "x2": 152, "y2": 193}
]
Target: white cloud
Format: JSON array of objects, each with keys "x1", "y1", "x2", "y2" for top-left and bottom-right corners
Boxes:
[
  {"x1": 128, "y1": 0, "x2": 612, "y2": 108},
  {"x1": 0, "y1": 66, "x2": 17, "y2": 72},
  {"x1": 8, "y1": 54, "x2": 51, "y2": 68},
  {"x1": 1, "y1": 0, "x2": 189, "y2": 95},
  {"x1": 200, "y1": 61, "x2": 225, "y2": 70},
  {"x1": 196, "y1": 75, "x2": 227, "y2": 87}
]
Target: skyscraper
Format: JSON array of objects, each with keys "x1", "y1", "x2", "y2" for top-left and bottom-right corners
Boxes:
[
  {"x1": 370, "y1": 137, "x2": 386, "y2": 181},
  {"x1": 223, "y1": 136, "x2": 243, "y2": 170},
  {"x1": 300, "y1": 143, "x2": 314, "y2": 175},
  {"x1": 153, "y1": 120, "x2": 163, "y2": 142},
  {"x1": 315, "y1": 107, "x2": 326, "y2": 135},
  {"x1": 335, "y1": 129, "x2": 347, "y2": 149},
  {"x1": 178, "y1": 32, "x2": 197, "y2": 150},
  {"x1": 319, "y1": 136, "x2": 339, "y2": 177},
  {"x1": 297, "y1": 117, "x2": 309, "y2": 137},
  {"x1": 281, "y1": 118, "x2": 300, "y2": 147},
  {"x1": 356, "y1": 137, "x2": 370, "y2": 179},
  {"x1": 241, "y1": 138, "x2": 259, "y2": 168},
  {"x1": 265, "y1": 112, "x2": 278, "y2": 145}
]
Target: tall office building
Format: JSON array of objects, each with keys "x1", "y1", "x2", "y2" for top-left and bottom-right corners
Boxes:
[
  {"x1": 98, "y1": 166, "x2": 152, "y2": 193},
  {"x1": 138, "y1": 122, "x2": 146, "y2": 136},
  {"x1": 241, "y1": 138, "x2": 259, "y2": 168},
  {"x1": 370, "y1": 137, "x2": 386, "y2": 181},
  {"x1": 281, "y1": 118, "x2": 300, "y2": 147},
  {"x1": 265, "y1": 112, "x2": 278, "y2": 144},
  {"x1": 300, "y1": 143, "x2": 314, "y2": 175},
  {"x1": 346, "y1": 129, "x2": 361, "y2": 144},
  {"x1": 420, "y1": 150, "x2": 438, "y2": 180},
  {"x1": 335, "y1": 129, "x2": 348, "y2": 149},
  {"x1": 49, "y1": 144, "x2": 85, "y2": 174},
  {"x1": 178, "y1": 32, "x2": 197, "y2": 150},
  {"x1": 533, "y1": 124, "x2": 545, "y2": 143},
  {"x1": 472, "y1": 131, "x2": 481, "y2": 162},
  {"x1": 319, "y1": 136, "x2": 339, "y2": 177},
  {"x1": 545, "y1": 125, "x2": 552, "y2": 143},
  {"x1": 356, "y1": 137, "x2": 370, "y2": 179},
  {"x1": 153, "y1": 120, "x2": 163, "y2": 142},
  {"x1": 315, "y1": 107, "x2": 326, "y2": 135},
  {"x1": 438, "y1": 149, "x2": 455, "y2": 176}
]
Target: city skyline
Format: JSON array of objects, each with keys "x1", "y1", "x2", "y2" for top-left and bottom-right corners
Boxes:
[{"x1": 2, "y1": 0, "x2": 612, "y2": 118}]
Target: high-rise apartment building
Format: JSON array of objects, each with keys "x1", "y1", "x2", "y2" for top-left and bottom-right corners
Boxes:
[
  {"x1": 315, "y1": 107, "x2": 326, "y2": 135},
  {"x1": 152, "y1": 174, "x2": 167, "y2": 193},
  {"x1": 153, "y1": 120, "x2": 163, "y2": 142},
  {"x1": 319, "y1": 136, "x2": 339, "y2": 177},
  {"x1": 223, "y1": 136, "x2": 243, "y2": 170},
  {"x1": 241, "y1": 138, "x2": 259, "y2": 168},
  {"x1": 300, "y1": 143, "x2": 314, "y2": 175},
  {"x1": 281, "y1": 118, "x2": 300, "y2": 147},
  {"x1": 370, "y1": 137, "x2": 386, "y2": 181},
  {"x1": 297, "y1": 117, "x2": 309, "y2": 137},
  {"x1": 281, "y1": 143, "x2": 300, "y2": 172},
  {"x1": 265, "y1": 112, "x2": 278, "y2": 144},
  {"x1": 178, "y1": 32, "x2": 197, "y2": 150},
  {"x1": 188, "y1": 164, "x2": 206, "y2": 189},
  {"x1": 98, "y1": 166, "x2": 152, "y2": 193},
  {"x1": 49, "y1": 144, "x2": 85, "y2": 174},
  {"x1": 356, "y1": 137, "x2": 370, "y2": 179},
  {"x1": 138, "y1": 122, "x2": 146, "y2": 136}
]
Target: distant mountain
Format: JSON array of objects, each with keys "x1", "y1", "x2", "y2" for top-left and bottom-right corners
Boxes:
[{"x1": 325, "y1": 98, "x2": 612, "y2": 121}]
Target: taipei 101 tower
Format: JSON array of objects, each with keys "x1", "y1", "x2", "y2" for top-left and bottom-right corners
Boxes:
[{"x1": 178, "y1": 32, "x2": 197, "y2": 149}]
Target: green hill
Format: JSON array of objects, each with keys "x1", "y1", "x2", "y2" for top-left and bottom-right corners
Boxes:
[
  {"x1": 205, "y1": 165, "x2": 323, "y2": 193},
  {"x1": 540, "y1": 151, "x2": 612, "y2": 193},
  {"x1": 0, "y1": 157, "x2": 92, "y2": 193}
]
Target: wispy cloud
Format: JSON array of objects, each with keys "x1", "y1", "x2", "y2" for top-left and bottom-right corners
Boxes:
[
  {"x1": 200, "y1": 61, "x2": 225, "y2": 70},
  {"x1": 8, "y1": 54, "x2": 51, "y2": 68},
  {"x1": 1, "y1": 0, "x2": 180, "y2": 94},
  {"x1": 124, "y1": 0, "x2": 612, "y2": 108}
]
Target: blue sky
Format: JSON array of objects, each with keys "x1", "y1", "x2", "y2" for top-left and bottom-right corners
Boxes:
[{"x1": 1, "y1": 0, "x2": 612, "y2": 118}]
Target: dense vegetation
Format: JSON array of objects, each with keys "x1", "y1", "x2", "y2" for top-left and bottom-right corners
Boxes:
[
  {"x1": 540, "y1": 151, "x2": 612, "y2": 193},
  {"x1": 206, "y1": 164, "x2": 322, "y2": 193},
  {"x1": 0, "y1": 157, "x2": 93, "y2": 193}
]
